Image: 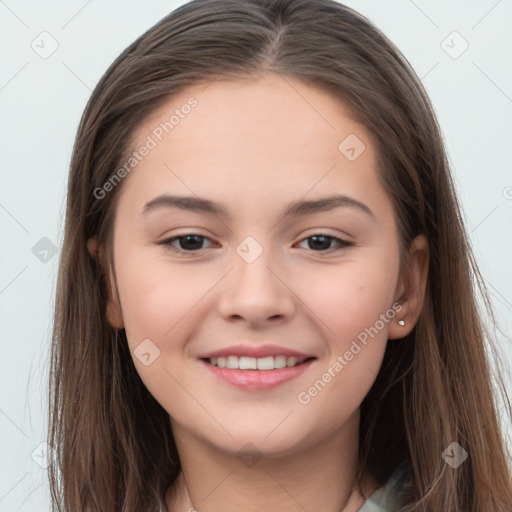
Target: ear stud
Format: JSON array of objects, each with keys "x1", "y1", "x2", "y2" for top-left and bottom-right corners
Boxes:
[{"x1": 398, "y1": 319, "x2": 405, "y2": 326}]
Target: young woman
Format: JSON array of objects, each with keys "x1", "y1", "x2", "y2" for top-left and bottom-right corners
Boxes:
[{"x1": 48, "y1": 1, "x2": 512, "y2": 511}]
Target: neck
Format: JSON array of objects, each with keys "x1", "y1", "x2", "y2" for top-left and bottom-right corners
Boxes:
[{"x1": 165, "y1": 410, "x2": 378, "y2": 512}]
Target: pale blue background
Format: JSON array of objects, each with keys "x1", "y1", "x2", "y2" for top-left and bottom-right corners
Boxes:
[{"x1": 1, "y1": 1, "x2": 511, "y2": 509}]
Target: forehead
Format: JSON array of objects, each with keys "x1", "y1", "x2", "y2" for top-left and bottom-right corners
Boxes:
[{"x1": 121, "y1": 73, "x2": 384, "y2": 214}]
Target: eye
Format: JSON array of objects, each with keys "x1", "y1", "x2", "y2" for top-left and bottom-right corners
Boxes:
[
  {"x1": 160, "y1": 234, "x2": 215, "y2": 254},
  {"x1": 159, "y1": 233, "x2": 352, "y2": 256},
  {"x1": 296, "y1": 234, "x2": 352, "y2": 252}
]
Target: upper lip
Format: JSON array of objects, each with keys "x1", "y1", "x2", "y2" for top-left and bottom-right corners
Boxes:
[{"x1": 198, "y1": 344, "x2": 315, "y2": 360}]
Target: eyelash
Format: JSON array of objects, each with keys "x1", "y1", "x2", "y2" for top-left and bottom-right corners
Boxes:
[{"x1": 159, "y1": 233, "x2": 352, "y2": 255}]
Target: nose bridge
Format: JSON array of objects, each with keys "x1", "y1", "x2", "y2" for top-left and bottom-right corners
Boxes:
[
  {"x1": 216, "y1": 235, "x2": 295, "y2": 323},
  {"x1": 232, "y1": 235, "x2": 283, "y2": 298}
]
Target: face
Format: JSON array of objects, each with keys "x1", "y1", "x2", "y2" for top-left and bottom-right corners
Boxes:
[{"x1": 100, "y1": 74, "x2": 409, "y2": 458}]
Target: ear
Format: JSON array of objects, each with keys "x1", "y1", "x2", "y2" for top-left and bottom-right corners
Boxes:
[
  {"x1": 388, "y1": 234, "x2": 429, "y2": 340},
  {"x1": 87, "y1": 238, "x2": 124, "y2": 329}
]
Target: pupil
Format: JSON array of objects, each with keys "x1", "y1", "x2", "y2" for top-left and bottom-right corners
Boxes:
[
  {"x1": 309, "y1": 235, "x2": 331, "y2": 250},
  {"x1": 180, "y1": 235, "x2": 203, "y2": 250}
]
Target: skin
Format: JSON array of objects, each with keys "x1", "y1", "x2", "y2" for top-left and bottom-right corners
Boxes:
[{"x1": 89, "y1": 73, "x2": 429, "y2": 512}]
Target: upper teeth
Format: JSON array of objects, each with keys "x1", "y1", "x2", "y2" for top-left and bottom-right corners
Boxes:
[{"x1": 208, "y1": 355, "x2": 305, "y2": 370}]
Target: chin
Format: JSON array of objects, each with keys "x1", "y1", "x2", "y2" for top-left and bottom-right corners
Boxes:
[{"x1": 212, "y1": 424, "x2": 311, "y2": 458}]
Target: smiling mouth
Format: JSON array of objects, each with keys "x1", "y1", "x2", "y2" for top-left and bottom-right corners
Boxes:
[{"x1": 202, "y1": 355, "x2": 316, "y2": 371}]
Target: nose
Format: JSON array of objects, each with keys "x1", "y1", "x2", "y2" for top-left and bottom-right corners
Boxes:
[{"x1": 216, "y1": 247, "x2": 296, "y2": 326}]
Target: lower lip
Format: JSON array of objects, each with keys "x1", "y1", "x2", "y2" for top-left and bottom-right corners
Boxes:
[{"x1": 200, "y1": 359, "x2": 316, "y2": 391}]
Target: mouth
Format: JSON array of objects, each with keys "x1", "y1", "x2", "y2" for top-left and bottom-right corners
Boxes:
[
  {"x1": 202, "y1": 355, "x2": 316, "y2": 370},
  {"x1": 199, "y1": 355, "x2": 317, "y2": 391}
]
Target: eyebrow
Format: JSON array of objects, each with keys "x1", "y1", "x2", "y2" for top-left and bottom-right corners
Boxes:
[{"x1": 142, "y1": 193, "x2": 375, "y2": 219}]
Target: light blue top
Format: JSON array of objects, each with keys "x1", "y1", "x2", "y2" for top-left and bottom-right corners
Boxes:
[{"x1": 358, "y1": 462, "x2": 411, "y2": 512}]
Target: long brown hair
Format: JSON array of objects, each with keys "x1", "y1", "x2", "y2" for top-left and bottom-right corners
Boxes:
[{"x1": 48, "y1": 1, "x2": 512, "y2": 510}]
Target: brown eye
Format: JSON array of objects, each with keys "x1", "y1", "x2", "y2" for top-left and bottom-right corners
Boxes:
[
  {"x1": 160, "y1": 234, "x2": 215, "y2": 253},
  {"x1": 297, "y1": 234, "x2": 351, "y2": 252}
]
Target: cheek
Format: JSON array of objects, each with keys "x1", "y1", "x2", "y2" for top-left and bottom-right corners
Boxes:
[
  {"x1": 115, "y1": 253, "x2": 214, "y2": 343},
  {"x1": 114, "y1": 257, "x2": 213, "y2": 420},
  {"x1": 290, "y1": 254, "x2": 400, "y2": 410},
  {"x1": 116, "y1": 245, "x2": 399, "y2": 370},
  {"x1": 292, "y1": 266, "x2": 396, "y2": 434},
  {"x1": 297, "y1": 257, "x2": 400, "y2": 344}
]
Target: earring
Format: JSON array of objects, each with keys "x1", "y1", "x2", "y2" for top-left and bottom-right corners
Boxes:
[{"x1": 398, "y1": 319, "x2": 405, "y2": 326}]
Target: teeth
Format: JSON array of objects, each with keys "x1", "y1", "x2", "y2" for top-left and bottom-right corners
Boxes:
[
  {"x1": 227, "y1": 355, "x2": 238, "y2": 369},
  {"x1": 206, "y1": 355, "x2": 308, "y2": 370}
]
